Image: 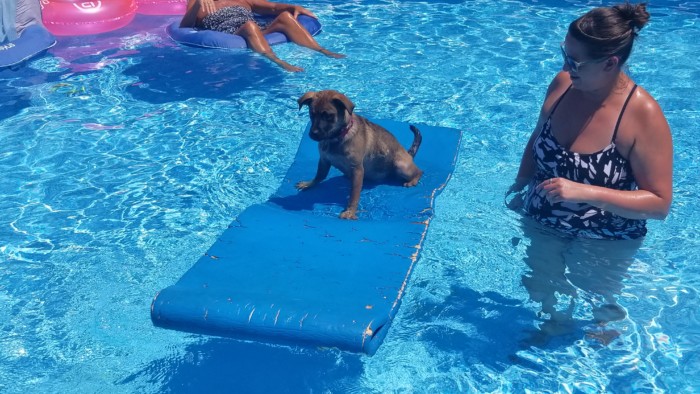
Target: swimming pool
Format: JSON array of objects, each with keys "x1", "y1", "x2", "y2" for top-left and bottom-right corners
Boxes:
[{"x1": 1, "y1": 0, "x2": 698, "y2": 392}]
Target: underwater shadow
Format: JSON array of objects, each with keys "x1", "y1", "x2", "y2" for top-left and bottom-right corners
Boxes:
[
  {"x1": 0, "y1": 67, "x2": 62, "y2": 121},
  {"x1": 121, "y1": 45, "x2": 285, "y2": 104},
  {"x1": 120, "y1": 337, "x2": 363, "y2": 393},
  {"x1": 0, "y1": 79, "x2": 32, "y2": 121},
  {"x1": 46, "y1": 14, "x2": 176, "y2": 74},
  {"x1": 406, "y1": 278, "x2": 563, "y2": 372},
  {"x1": 409, "y1": 266, "x2": 611, "y2": 374}
]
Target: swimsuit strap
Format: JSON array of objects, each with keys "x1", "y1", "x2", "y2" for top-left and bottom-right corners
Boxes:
[
  {"x1": 548, "y1": 84, "x2": 573, "y2": 118},
  {"x1": 533, "y1": 84, "x2": 572, "y2": 141},
  {"x1": 612, "y1": 84, "x2": 638, "y2": 142}
]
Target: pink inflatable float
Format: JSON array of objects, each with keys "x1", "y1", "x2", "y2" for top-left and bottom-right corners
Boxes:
[
  {"x1": 135, "y1": 0, "x2": 186, "y2": 15},
  {"x1": 41, "y1": 0, "x2": 137, "y2": 36}
]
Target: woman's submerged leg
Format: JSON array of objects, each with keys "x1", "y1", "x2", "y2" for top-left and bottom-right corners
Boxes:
[
  {"x1": 263, "y1": 12, "x2": 345, "y2": 58},
  {"x1": 565, "y1": 237, "x2": 642, "y2": 345},
  {"x1": 520, "y1": 223, "x2": 578, "y2": 344},
  {"x1": 520, "y1": 216, "x2": 643, "y2": 346}
]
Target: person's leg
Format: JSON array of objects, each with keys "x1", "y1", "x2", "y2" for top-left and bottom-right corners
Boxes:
[
  {"x1": 565, "y1": 237, "x2": 642, "y2": 321},
  {"x1": 236, "y1": 20, "x2": 303, "y2": 72},
  {"x1": 561, "y1": 237, "x2": 642, "y2": 345},
  {"x1": 262, "y1": 12, "x2": 345, "y2": 58},
  {"x1": 520, "y1": 218, "x2": 578, "y2": 342}
]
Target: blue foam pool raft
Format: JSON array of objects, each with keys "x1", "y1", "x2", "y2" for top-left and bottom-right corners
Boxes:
[{"x1": 151, "y1": 119, "x2": 461, "y2": 355}]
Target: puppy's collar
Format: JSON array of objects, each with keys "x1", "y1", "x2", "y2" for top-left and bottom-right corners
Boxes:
[{"x1": 336, "y1": 116, "x2": 354, "y2": 140}]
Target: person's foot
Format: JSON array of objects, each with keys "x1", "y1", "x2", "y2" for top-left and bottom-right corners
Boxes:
[
  {"x1": 320, "y1": 49, "x2": 346, "y2": 59},
  {"x1": 275, "y1": 59, "x2": 303, "y2": 72},
  {"x1": 266, "y1": 53, "x2": 304, "y2": 72},
  {"x1": 282, "y1": 63, "x2": 304, "y2": 72}
]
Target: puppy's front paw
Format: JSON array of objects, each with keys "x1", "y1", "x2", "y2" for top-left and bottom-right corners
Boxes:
[
  {"x1": 403, "y1": 172, "x2": 423, "y2": 187},
  {"x1": 339, "y1": 210, "x2": 358, "y2": 220},
  {"x1": 295, "y1": 181, "x2": 314, "y2": 190}
]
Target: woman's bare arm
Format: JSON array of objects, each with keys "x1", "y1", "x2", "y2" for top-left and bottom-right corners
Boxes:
[
  {"x1": 587, "y1": 93, "x2": 672, "y2": 219},
  {"x1": 180, "y1": 0, "x2": 216, "y2": 27},
  {"x1": 180, "y1": 0, "x2": 200, "y2": 27},
  {"x1": 248, "y1": 0, "x2": 316, "y2": 18},
  {"x1": 511, "y1": 72, "x2": 571, "y2": 192}
]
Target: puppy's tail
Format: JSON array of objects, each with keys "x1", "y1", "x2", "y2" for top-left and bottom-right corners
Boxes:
[{"x1": 407, "y1": 125, "x2": 422, "y2": 157}]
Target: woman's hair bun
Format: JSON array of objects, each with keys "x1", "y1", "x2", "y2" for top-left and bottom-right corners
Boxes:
[{"x1": 614, "y1": 2, "x2": 650, "y2": 31}]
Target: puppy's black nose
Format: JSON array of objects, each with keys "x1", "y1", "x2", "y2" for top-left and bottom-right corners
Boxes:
[{"x1": 309, "y1": 130, "x2": 321, "y2": 141}]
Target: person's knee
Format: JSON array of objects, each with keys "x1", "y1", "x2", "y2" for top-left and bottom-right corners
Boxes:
[
  {"x1": 275, "y1": 11, "x2": 296, "y2": 24},
  {"x1": 237, "y1": 21, "x2": 269, "y2": 52},
  {"x1": 236, "y1": 20, "x2": 260, "y2": 35}
]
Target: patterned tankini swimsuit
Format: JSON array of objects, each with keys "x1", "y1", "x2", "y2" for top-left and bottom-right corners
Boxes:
[
  {"x1": 523, "y1": 84, "x2": 647, "y2": 240},
  {"x1": 198, "y1": 6, "x2": 270, "y2": 34}
]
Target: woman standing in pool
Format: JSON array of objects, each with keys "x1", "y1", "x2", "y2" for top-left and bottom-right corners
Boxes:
[
  {"x1": 509, "y1": 2, "x2": 673, "y2": 342},
  {"x1": 180, "y1": 0, "x2": 344, "y2": 72}
]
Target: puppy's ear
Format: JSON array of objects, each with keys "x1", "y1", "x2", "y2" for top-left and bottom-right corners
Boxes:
[
  {"x1": 331, "y1": 93, "x2": 355, "y2": 115},
  {"x1": 298, "y1": 92, "x2": 316, "y2": 110}
]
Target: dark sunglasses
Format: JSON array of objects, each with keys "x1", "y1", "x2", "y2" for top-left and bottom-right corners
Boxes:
[{"x1": 560, "y1": 44, "x2": 607, "y2": 73}]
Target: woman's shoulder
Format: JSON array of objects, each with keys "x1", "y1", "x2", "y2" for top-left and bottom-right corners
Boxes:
[
  {"x1": 624, "y1": 83, "x2": 671, "y2": 141},
  {"x1": 540, "y1": 71, "x2": 571, "y2": 110},
  {"x1": 547, "y1": 71, "x2": 571, "y2": 94},
  {"x1": 627, "y1": 84, "x2": 667, "y2": 126},
  {"x1": 630, "y1": 85, "x2": 663, "y2": 114}
]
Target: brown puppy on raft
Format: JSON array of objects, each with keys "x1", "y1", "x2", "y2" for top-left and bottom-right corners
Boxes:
[{"x1": 296, "y1": 90, "x2": 423, "y2": 220}]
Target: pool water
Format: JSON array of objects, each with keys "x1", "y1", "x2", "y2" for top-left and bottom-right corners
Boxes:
[{"x1": 1, "y1": 0, "x2": 699, "y2": 392}]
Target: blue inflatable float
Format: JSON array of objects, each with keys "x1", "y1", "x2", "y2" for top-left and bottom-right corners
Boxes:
[
  {"x1": 151, "y1": 119, "x2": 461, "y2": 355},
  {"x1": 166, "y1": 15, "x2": 322, "y2": 49}
]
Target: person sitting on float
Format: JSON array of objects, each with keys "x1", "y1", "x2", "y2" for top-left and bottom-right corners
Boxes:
[{"x1": 180, "y1": 0, "x2": 345, "y2": 72}]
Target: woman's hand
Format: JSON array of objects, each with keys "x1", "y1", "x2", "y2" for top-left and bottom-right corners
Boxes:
[
  {"x1": 537, "y1": 177, "x2": 591, "y2": 205},
  {"x1": 291, "y1": 5, "x2": 317, "y2": 19},
  {"x1": 505, "y1": 177, "x2": 530, "y2": 211},
  {"x1": 507, "y1": 177, "x2": 529, "y2": 195},
  {"x1": 199, "y1": 0, "x2": 216, "y2": 15}
]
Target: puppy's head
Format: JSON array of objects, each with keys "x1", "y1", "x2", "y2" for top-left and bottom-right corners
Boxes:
[{"x1": 298, "y1": 90, "x2": 355, "y2": 141}]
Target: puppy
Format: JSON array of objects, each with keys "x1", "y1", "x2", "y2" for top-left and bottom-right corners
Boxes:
[{"x1": 296, "y1": 90, "x2": 423, "y2": 220}]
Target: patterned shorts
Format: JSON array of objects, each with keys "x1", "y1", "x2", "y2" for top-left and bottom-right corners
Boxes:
[{"x1": 200, "y1": 6, "x2": 270, "y2": 34}]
